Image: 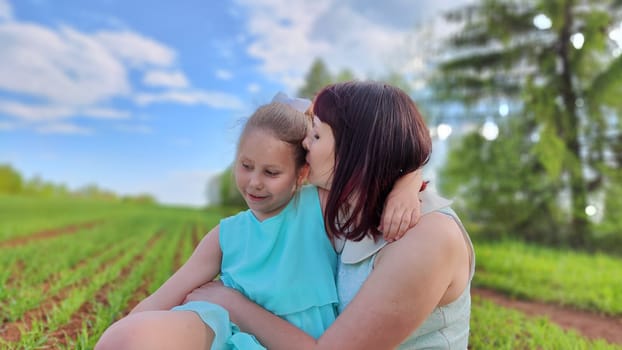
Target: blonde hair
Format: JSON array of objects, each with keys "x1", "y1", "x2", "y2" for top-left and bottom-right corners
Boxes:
[{"x1": 238, "y1": 102, "x2": 308, "y2": 169}]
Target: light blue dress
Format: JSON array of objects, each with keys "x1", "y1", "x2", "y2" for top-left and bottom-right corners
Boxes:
[
  {"x1": 174, "y1": 185, "x2": 338, "y2": 350},
  {"x1": 336, "y1": 191, "x2": 475, "y2": 349}
]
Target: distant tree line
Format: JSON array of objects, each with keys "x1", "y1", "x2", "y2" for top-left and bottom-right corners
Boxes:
[{"x1": 0, "y1": 163, "x2": 156, "y2": 204}]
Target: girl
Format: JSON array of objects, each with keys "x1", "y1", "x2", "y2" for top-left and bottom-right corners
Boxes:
[{"x1": 95, "y1": 101, "x2": 337, "y2": 350}]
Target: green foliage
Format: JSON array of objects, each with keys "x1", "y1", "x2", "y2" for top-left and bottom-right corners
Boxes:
[
  {"x1": 298, "y1": 58, "x2": 334, "y2": 99},
  {"x1": 0, "y1": 164, "x2": 158, "y2": 205},
  {"x1": 297, "y1": 57, "x2": 409, "y2": 100},
  {"x1": 434, "y1": 0, "x2": 622, "y2": 247},
  {"x1": 439, "y1": 116, "x2": 566, "y2": 243},
  {"x1": 594, "y1": 170, "x2": 622, "y2": 245},
  {"x1": 532, "y1": 124, "x2": 565, "y2": 179},
  {"x1": 217, "y1": 166, "x2": 246, "y2": 208},
  {"x1": 0, "y1": 164, "x2": 23, "y2": 194}
]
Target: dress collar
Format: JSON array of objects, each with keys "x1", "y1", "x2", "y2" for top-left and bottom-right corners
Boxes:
[{"x1": 339, "y1": 190, "x2": 453, "y2": 264}]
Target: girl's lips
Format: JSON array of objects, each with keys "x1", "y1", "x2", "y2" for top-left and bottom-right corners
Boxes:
[{"x1": 247, "y1": 193, "x2": 267, "y2": 201}]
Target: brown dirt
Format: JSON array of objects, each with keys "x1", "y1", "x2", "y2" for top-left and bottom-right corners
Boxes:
[
  {"x1": 0, "y1": 221, "x2": 101, "y2": 248},
  {"x1": 473, "y1": 287, "x2": 622, "y2": 345}
]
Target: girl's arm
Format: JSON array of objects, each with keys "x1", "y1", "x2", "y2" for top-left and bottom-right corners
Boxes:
[
  {"x1": 380, "y1": 168, "x2": 423, "y2": 241},
  {"x1": 131, "y1": 225, "x2": 223, "y2": 313},
  {"x1": 184, "y1": 281, "x2": 311, "y2": 345},
  {"x1": 186, "y1": 213, "x2": 466, "y2": 350}
]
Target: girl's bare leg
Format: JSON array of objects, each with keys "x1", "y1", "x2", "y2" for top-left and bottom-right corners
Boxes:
[{"x1": 95, "y1": 310, "x2": 214, "y2": 350}]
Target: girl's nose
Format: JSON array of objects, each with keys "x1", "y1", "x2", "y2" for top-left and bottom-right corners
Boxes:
[
  {"x1": 249, "y1": 173, "x2": 263, "y2": 189},
  {"x1": 302, "y1": 135, "x2": 310, "y2": 151}
]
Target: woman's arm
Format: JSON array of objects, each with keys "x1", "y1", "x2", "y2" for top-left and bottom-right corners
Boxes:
[
  {"x1": 131, "y1": 225, "x2": 223, "y2": 313},
  {"x1": 186, "y1": 213, "x2": 466, "y2": 350},
  {"x1": 184, "y1": 282, "x2": 316, "y2": 347},
  {"x1": 380, "y1": 168, "x2": 423, "y2": 241},
  {"x1": 322, "y1": 212, "x2": 464, "y2": 349}
]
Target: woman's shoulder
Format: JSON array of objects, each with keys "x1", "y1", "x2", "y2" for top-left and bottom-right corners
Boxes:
[{"x1": 378, "y1": 211, "x2": 464, "y2": 265}]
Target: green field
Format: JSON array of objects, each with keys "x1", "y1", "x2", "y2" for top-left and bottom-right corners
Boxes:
[{"x1": 1, "y1": 195, "x2": 620, "y2": 349}]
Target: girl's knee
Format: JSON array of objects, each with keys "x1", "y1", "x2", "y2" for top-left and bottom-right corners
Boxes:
[
  {"x1": 95, "y1": 311, "x2": 214, "y2": 350},
  {"x1": 95, "y1": 312, "x2": 162, "y2": 350}
]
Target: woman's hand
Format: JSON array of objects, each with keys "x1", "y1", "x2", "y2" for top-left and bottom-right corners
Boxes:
[{"x1": 380, "y1": 169, "x2": 423, "y2": 242}]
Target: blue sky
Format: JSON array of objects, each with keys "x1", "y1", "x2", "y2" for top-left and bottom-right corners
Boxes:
[{"x1": 0, "y1": 0, "x2": 468, "y2": 207}]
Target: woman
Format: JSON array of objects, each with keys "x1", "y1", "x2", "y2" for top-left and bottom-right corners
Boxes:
[{"x1": 187, "y1": 81, "x2": 475, "y2": 349}]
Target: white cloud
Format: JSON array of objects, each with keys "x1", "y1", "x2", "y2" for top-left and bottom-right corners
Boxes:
[
  {"x1": 0, "y1": 100, "x2": 73, "y2": 121},
  {"x1": 135, "y1": 90, "x2": 245, "y2": 110},
  {"x1": 82, "y1": 107, "x2": 130, "y2": 119},
  {"x1": 143, "y1": 70, "x2": 189, "y2": 88},
  {"x1": 36, "y1": 122, "x2": 91, "y2": 135},
  {"x1": 236, "y1": 0, "x2": 331, "y2": 89},
  {"x1": 235, "y1": 0, "x2": 473, "y2": 89},
  {"x1": 0, "y1": 120, "x2": 16, "y2": 130},
  {"x1": 247, "y1": 83, "x2": 261, "y2": 93},
  {"x1": 0, "y1": 23, "x2": 130, "y2": 106},
  {"x1": 0, "y1": 100, "x2": 129, "y2": 122},
  {"x1": 94, "y1": 30, "x2": 176, "y2": 67},
  {"x1": 216, "y1": 69, "x2": 233, "y2": 80},
  {"x1": 0, "y1": 12, "x2": 245, "y2": 132},
  {"x1": 0, "y1": 0, "x2": 12, "y2": 21}
]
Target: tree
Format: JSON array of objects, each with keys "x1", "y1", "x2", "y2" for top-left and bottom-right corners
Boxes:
[
  {"x1": 0, "y1": 164, "x2": 23, "y2": 194},
  {"x1": 218, "y1": 166, "x2": 246, "y2": 208},
  {"x1": 433, "y1": 0, "x2": 622, "y2": 247},
  {"x1": 298, "y1": 58, "x2": 334, "y2": 99}
]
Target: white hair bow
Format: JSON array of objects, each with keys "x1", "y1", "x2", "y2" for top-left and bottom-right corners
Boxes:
[{"x1": 272, "y1": 92, "x2": 311, "y2": 113}]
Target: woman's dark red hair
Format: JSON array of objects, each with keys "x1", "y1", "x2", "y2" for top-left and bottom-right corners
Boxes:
[{"x1": 313, "y1": 81, "x2": 432, "y2": 241}]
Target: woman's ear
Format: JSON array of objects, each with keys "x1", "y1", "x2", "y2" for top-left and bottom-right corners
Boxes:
[{"x1": 296, "y1": 164, "x2": 310, "y2": 188}]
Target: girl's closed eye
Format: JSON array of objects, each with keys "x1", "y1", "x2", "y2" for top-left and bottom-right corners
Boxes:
[{"x1": 264, "y1": 169, "x2": 280, "y2": 177}]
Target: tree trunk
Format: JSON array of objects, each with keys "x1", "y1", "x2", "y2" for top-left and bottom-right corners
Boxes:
[{"x1": 559, "y1": 0, "x2": 589, "y2": 246}]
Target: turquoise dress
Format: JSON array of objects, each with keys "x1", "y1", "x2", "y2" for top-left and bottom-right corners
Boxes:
[
  {"x1": 174, "y1": 185, "x2": 338, "y2": 350},
  {"x1": 336, "y1": 191, "x2": 475, "y2": 349}
]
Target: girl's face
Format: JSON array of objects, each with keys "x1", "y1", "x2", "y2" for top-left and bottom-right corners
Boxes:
[
  {"x1": 235, "y1": 129, "x2": 306, "y2": 221},
  {"x1": 303, "y1": 116, "x2": 335, "y2": 190}
]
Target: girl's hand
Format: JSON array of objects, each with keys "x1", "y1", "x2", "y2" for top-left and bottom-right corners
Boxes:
[
  {"x1": 183, "y1": 281, "x2": 254, "y2": 325},
  {"x1": 379, "y1": 170, "x2": 423, "y2": 242},
  {"x1": 184, "y1": 280, "x2": 230, "y2": 305}
]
